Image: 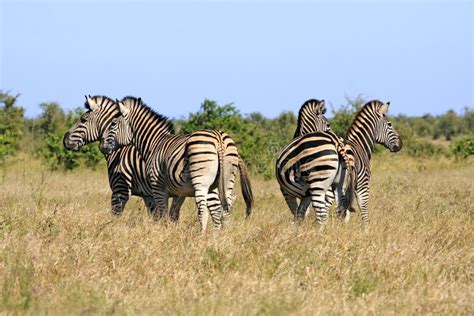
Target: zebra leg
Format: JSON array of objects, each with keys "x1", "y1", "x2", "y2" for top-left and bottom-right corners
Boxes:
[
  {"x1": 169, "y1": 196, "x2": 186, "y2": 222},
  {"x1": 152, "y1": 193, "x2": 169, "y2": 221},
  {"x1": 194, "y1": 189, "x2": 216, "y2": 231},
  {"x1": 332, "y1": 185, "x2": 346, "y2": 218},
  {"x1": 207, "y1": 189, "x2": 226, "y2": 227},
  {"x1": 111, "y1": 192, "x2": 129, "y2": 216},
  {"x1": 295, "y1": 196, "x2": 311, "y2": 222},
  {"x1": 222, "y1": 191, "x2": 236, "y2": 223},
  {"x1": 282, "y1": 192, "x2": 298, "y2": 218},
  {"x1": 356, "y1": 187, "x2": 370, "y2": 223},
  {"x1": 325, "y1": 188, "x2": 336, "y2": 213},
  {"x1": 332, "y1": 186, "x2": 350, "y2": 223},
  {"x1": 149, "y1": 181, "x2": 169, "y2": 220},
  {"x1": 143, "y1": 196, "x2": 156, "y2": 216},
  {"x1": 310, "y1": 189, "x2": 329, "y2": 225}
]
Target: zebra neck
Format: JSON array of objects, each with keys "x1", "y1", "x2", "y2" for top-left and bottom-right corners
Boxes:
[
  {"x1": 129, "y1": 111, "x2": 173, "y2": 162},
  {"x1": 293, "y1": 129, "x2": 304, "y2": 138},
  {"x1": 293, "y1": 124, "x2": 317, "y2": 138},
  {"x1": 347, "y1": 130, "x2": 375, "y2": 162}
]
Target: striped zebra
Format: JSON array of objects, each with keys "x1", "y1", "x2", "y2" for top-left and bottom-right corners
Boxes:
[
  {"x1": 63, "y1": 95, "x2": 185, "y2": 216},
  {"x1": 293, "y1": 99, "x2": 330, "y2": 138},
  {"x1": 342, "y1": 100, "x2": 402, "y2": 222},
  {"x1": 275, "y1": 99, "x2": 355, "y2": 224},
  {"x1": 99, "y1": 96, "x2": 253, "y2": 231}
]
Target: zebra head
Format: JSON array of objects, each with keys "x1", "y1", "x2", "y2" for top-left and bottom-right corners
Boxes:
[
  {"x1": 293, "y1": 99, "x2": 331, "y2": 138},
  {"x1": 99, "y1": 99, "x2": 133, "y2": 155},
  {"x1": 374, "y1": 101, "x2": 403, "y2": 152},
  {"x1": 63, "y1": 95, "x2": 119, "y2": 151}
]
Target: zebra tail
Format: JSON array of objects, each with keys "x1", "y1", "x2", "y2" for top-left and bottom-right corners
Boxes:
[
  {"x1": 336, "y1": 139, "x2": 357, "y2": 214},
  {"x1": 344, "y1": 165, "x2": 357, "y2": 213},
  {"x1": 238, "y1": 156, "x2": 254, "y2": 218},
  {"x1": 217, "y1": 141, "x2": 229, "y2": 213}
]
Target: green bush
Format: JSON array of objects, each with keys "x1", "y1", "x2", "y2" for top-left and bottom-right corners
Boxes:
[
  {"x1": 41, "y1": 132, "x2": 103, "y2": 170},
  {"x1": 329, "y1": 95, "x2": 364, "y2": 138},
  {"x1": 39, "y1": 107, "x2": 103, "y2": 171},
  {"x1": 451, "y1": 136, "x2": 474, "y2": 159},
  {"x1": 0, "y1": 92, "x2": 24, "y2": 161},
  {"x1": 405, "y1": 140, "x2": 447, "y2": 157},
  {"x1": 178, "y1": 100, "x2": 295, "y2": 179}
]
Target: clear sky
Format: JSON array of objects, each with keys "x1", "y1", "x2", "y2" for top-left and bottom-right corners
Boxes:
[{"x1": 1, "y1": 0, "x2": 473, "y2": 118}]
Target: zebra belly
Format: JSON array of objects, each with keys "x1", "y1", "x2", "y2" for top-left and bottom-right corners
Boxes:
[{"x1": 167, "y1": 182, "x2": 195, "y2": 197}]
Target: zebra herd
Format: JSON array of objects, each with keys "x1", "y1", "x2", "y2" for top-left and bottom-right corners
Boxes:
[{"x1": 63, "y1": 95, "x2": 402, "y2": 231}]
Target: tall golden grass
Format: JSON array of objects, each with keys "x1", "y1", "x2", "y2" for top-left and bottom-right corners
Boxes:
[{"x1": 1, "y1": 153, "x2": 472, "y2": 315}]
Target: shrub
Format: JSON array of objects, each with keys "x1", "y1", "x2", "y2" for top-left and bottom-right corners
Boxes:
[
  {"x1": 0, "y1": 92, "x2": 24, "y2": 161},
  {"x1": 329, "y1": 95, "x2": 364, "y2": 138},
  {"x1": 41, "y1": 132, "x2": 103, "y2": 171},
  {"x1": 40, "y1": 107, "x2": 103, "y2": 170},
  {"x1": 451, "y1": 136, "x2": 474, "y2": 159},
  {"x1": 405, "y1": 140, "x2": 447, "y2": 157}
]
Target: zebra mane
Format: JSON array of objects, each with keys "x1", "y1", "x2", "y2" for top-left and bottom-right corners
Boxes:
[
  {"x1": 121, "y1": 96, "x2": 175, "y2": 134},
  {"x1": 84, "y1": 95, "x2": 116, "y2": 111},
  {"x1": 346, "y1": 99, "x2": 384, "y2": 138}
]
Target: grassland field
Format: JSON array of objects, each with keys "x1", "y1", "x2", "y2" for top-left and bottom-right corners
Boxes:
[{"x1": 0, "y1": 152, "x2": 473, "y2": 315}]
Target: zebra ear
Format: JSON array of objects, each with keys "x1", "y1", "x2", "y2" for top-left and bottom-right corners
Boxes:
[
  {"x1": 86, "y1": 95, "x2": 99, "y2": 111},
  {"x1": 320, "y1": 100, "x2": 326, "y2": 114},
  {"x1": 378, "y1": 102, "x2": 389, "y2": 115},
  {"x1": 117, "y1": 100, "x2": 130, "y2": 116}
]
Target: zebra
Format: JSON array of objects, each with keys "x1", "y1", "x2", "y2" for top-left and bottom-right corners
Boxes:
[
  {"x1": 63, "y1": 95, "x2": 185, "y2": 216},
  {"x1": 293, "y1": 99, "x2": 330, "y2": 138},
  {"x1": 341, "y1": 100, "x2": 402, "y2": 223},
  {"x1": 99, "y1": 96, "x2": 253, "y2": 231},
  {"x1": 275, "y1": 99, "x2": 356, "y2": 224}
]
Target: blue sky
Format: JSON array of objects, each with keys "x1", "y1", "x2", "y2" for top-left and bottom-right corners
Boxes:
[{"x1": 1, "y1": 0, "x2": 472, "y2": 118}]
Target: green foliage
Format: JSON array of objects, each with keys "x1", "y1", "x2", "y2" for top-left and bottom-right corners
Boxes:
[
  {"x1": 39, "y1": 107, "x2": 102, "y2": 170},
  {"x1": 405, "y1": 140, "x2": 447, "y2": 157},
  {"x1": 3, "y1": 91, "x2": 473, "y2": 174},
  {"x1": 434, "y1": 109, "x2": 462, "y2": 140},
  {"x1": 179, "y1": 100, "x2": 296, "y2": 179},
  {"x1": 350, "y1": 273, "x2": 377, "y2": 299},
  {"x1": 179, "y1": 99, "x2": 244, "y2": 133},
  {"x1": 461, "y1": 107, "x2": 474, "y2": 133},
  {"x1": 451, "y1": 136, "x2": 474, "y2": 159},
  {"x1": 0, "y1": 91, "x2": 24, "y2": 161},
  {"x1": 329, "y1": 95, "x2": 364, "y2": 137},
  {"x1": 37, "y1": 102, "x2": 66, "y2": 135}
]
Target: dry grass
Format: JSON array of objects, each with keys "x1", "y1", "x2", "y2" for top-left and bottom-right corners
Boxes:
[{"x1": 0, "y1": 153, "x2": 473, "y2": 315}]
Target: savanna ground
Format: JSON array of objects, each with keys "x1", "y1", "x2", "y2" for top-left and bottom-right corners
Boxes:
[{"x1": 0, "y1": 153, "x2": 473, "y2": 315}]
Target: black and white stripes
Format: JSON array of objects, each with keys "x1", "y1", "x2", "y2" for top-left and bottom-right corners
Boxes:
[
  {"x1": 99, "y1": 97, "x2": 253, "y2": 231},
  {"x1": 275, "y1": 99, "x2": 355, "y2": 224},
  {"x1": 63, "y1": 95, "x2": 185, "y2": 216},
  {"x1": 344, "y1": 100, "x2": 402, "y2": 222},
  {"x1": 63, "y1": 94, "x2": 402, "y2": 228}
]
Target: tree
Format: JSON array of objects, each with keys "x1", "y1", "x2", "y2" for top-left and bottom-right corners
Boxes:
[
  {"x1": 0, "y1": 91, "x2": 24, "y2": 161},
  {"x1": 37, "y1": 102, "x2": 66, "y2": 135},
  {"x1": 329, "y1": 95, "x2": 364, "y2": 138},
  {"x1": 435, "y1": 109, "x2": 462, "y2": 140},
  {"x1": 179, "y1": 99, "x2": 245, "y2": 134},
  {"x1": 40, "y1": 107, "x2": 103, "y2": 170},
  {"x1": 462, "y1": 107, "x2": 474, "y2": 135}
]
